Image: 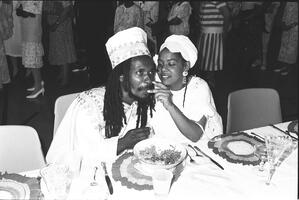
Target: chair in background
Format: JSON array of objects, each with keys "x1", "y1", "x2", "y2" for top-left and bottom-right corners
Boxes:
[
  {"x1": 0, "y1": 125, "x2": 46, "y2": 173},
  {"x1": 226, "y1": 88, "x2": 282, "y2": 133},
  {"x1": 53, "y1": 92, "x2": 80, "y2": 135}
]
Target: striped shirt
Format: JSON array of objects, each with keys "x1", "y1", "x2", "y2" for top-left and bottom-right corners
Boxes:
[{"x1": 199, "y1": 1, "x2": 226, "y2": 27}]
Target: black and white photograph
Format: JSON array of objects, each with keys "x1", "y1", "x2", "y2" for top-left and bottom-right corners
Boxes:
[{"x1": 0, "y1": 1, "x2": 298, "y2": 199}]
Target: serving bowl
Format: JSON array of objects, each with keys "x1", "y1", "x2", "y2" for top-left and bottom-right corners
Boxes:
[{"x1": 133, "y1": 138, "x2": 187, "y2": 174}]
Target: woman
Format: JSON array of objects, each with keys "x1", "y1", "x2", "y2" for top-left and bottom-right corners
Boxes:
[
  {"x1": 277, "y1": 2, "x2": 298, "y2": 75},
  {"x1": 3, "y1": 0, "x2": 22, "y2": 79},
  {"x1": 196, "y1": 1, "x2": 230, "y2": 88},
  {"x1": 167, "y1": 1, "x2": 192, "y2": 36},
  {"x1": 114, "y1": 1, "x2": 144, "y2": 34},
  {"x1": 149, "y1": 35, "x2": 223, "y2": 144},
  {"x1": 45, "y1": 0, "x2": 77, "y2": 86},
  {"x1": 18, "y1": 1, "x2": 44, "y2": 98},
  {"x1": 0, "y1": 0, "x2": 12, "y2": 90}
]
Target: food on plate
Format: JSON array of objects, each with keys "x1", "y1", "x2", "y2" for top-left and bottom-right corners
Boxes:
[{"x1": 138, "y1": 145, "x2": 182, "y2": 165}]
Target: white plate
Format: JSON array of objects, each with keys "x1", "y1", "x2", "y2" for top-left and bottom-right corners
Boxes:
[
  {"x1": 0, "y1": 179, "x2": 30, "y2": 200},
  {"x1": 133, "y1": 138, "x2": 187, "y2": 171}
]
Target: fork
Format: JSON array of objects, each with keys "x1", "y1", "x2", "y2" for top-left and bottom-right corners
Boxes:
[{"x1": 188, "y1": 144, "x2": 203, "y2": 157}]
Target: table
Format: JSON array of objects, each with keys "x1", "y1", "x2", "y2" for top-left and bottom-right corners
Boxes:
[{"x1": 21, "y1": 121, "x2": 298, "y2": 200}]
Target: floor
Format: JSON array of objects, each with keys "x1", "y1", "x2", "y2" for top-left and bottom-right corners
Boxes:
[{"x1": 1, "y1": 58, "x2": 297, "y2": 156}]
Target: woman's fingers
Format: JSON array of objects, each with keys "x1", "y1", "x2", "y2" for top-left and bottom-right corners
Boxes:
[{"x1": 152, "y1": 81, "x2": 168, "y2": 89}]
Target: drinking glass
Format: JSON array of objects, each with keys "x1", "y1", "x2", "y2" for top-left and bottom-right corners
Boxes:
[
  {"x1": 265, "y1": 135, "x2": 293, "y2": 185},
  {"x1": 40, "y1": 164, "x2": 74, "y2": 200},
  {"x1": 152, "y1": 169, "x2": 173, "y2": 197},
  {"x1": 253, "y1": 144, "x2": 267, "y2": 172}
]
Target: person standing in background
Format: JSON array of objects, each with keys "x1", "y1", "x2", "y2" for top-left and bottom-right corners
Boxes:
[
  {"x1": 260, "y1": 2, "x2": 280, "y2": 71},
  {"x1": 139, "y1": 1, "x2": 159, "y2": 55},
  {"x1": 114, "y1": 1, "x2": 144, "y2": 34},
  {"x1": 44, "y1": 0, "x2": 77, "y2": 86},
  {"x1": 196, "y1": 1, "x2": 230, "y2": 88},
  {"x1": 18, "y1": 1, "x2": 44, "y2": 99},
  {"x1": 0, "y1": 0, "x2": 12, "y2": 90},
  {"x1": 167, "y1": 1, "x2": 192, "y2": 37},
  {"x1": 0, "y1": 0, "x2": 12, "y2": 124},
  {"x1": 4, "y1": 0, "x2": 22, "y2": 79},
  {"x1": 276, "y1": 1, "x2": 298, "y2": 76}
]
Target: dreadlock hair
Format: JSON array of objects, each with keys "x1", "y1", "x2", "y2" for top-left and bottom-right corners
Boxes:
[{"x1": 104, "y1": 55, "x2": 156, "y2": 138}]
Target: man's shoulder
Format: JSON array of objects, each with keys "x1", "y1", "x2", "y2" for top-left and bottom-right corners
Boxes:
[{"x1": 77, "y1": 87, "x2": 106, "y2": 104}]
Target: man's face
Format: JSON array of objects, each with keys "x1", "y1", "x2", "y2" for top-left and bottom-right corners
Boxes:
[{"x1": 127, "y1": 56, "x2": 155, "y2": 100}]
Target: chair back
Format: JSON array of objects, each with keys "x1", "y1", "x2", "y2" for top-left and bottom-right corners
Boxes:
[
  {"x1": 226, "y1": 88, "x2": 282, "y2": 133},
  {"x1": 53, "y1": 92, "x2": 80, "y2": 135},
  {"x1": 0, "y1": 125, "x2": 46, "y2": 173}
]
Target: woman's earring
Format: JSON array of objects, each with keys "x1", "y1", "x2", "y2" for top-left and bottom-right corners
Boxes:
[{"x1": 182, "y1": 71, "x2": 188, "y2": 84}]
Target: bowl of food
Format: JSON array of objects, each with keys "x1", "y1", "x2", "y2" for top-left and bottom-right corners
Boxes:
[{"x1": 133, "y1": 138, "x2": 187, "y2": 174}]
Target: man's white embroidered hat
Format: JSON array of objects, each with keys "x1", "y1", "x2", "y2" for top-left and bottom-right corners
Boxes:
[
  {"x1": 106, "y1": 27, "x2": 150, "y2": 69},
  {"x1": 160, "y1": 35, "x2": 198, "y2": 68}
]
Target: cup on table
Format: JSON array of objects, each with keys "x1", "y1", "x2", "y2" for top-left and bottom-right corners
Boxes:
[
  {"x1": 152, "y1": 169, "x2": 173, "y2": 197},
  {"x1": 40, "y1": 164, "x2": 74, "y2": 200}
]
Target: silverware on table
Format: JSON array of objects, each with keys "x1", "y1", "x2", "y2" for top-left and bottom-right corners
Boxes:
[
  {"x1": 90, "y1": 166, "x2": 98, "y2": 186},
  {"x1": 269, "y1": 124, "x2": 298, "y2": 141},
  {"x1": 101, "y1": 162, "x2": 113, "y2": 195},
  {"x1": 193, "y1": 146, "x2": 224, "y2": 170},
  {"x1": 249, "y1": 132, "x2": 265, "y2": 142},
  {"x1": 187, "y1": 144, "x2": 203, "y2": 157}
]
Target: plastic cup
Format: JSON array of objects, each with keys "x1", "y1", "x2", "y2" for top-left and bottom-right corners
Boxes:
[
  {"x1": 40, "y1": 164, "x2": 74, "y2": 200},
  {"x1": 152, "y1": 169, "x2": 173, "y2": 197}
]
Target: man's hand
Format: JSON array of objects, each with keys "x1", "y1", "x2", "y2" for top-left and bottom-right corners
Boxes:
[{"x1": 117, "y1": 127, "x2": 151, "y2": 155}]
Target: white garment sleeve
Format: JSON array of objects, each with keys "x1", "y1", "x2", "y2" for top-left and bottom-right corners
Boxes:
[
  {"x1": 184, "y1": 77, "x2": 223, "y2": 139},
  {"x1": 46, "y1": 93, "x2": 118, "y2": 166}
]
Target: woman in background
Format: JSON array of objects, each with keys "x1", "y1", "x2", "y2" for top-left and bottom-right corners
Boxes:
[
  {"x1": 0, "y1": 0, "x2": 12, "y2": 90},
  {"x1": 18, "y1": 1, "x2": 44, "y2": 98},
  {"x1": 276, "y1": 2, "x2": 298, "y2": 76},
  {"x1": 45, "y1": 0, "x2": 77, "y2": 86},
  {"x1": 4, "y1": 0, "x2": 22, "y2": 79},
  {"x1": 167, "y1": 1, "x2": 192, "y2": 36},
  {"x1": 114, "y1": 1, "x2": 144, "y2": 34}
]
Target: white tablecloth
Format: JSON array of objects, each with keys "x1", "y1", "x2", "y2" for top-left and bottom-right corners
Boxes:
[{"x1": 21, "y1": 121, "x2": 298, "y2": 200}]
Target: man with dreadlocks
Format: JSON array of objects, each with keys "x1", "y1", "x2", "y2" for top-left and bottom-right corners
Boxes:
[
  {"x1": 149, "y1": 35, "x2": 222, "y2": 145},
  {"x1": 46, "y1": 27, "x2": 156, "y2": 165}
]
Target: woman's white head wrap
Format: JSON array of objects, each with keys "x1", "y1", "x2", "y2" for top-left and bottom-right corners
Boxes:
[{"x1": 159, "y1": 35, "x2": 198, "y2": 68}]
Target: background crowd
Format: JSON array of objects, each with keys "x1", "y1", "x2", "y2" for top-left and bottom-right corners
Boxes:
[{"x1": 0, "y1": 1, "x2": 298, "y2": 154}]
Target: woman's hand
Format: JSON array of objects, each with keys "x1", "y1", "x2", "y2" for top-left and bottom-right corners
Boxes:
[{"x1": 148, "y1": 81, "x2": 174, "y2": 110}]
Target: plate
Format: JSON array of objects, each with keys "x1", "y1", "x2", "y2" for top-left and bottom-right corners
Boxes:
[
  {"x1": 0, "y1": 179, "x2": 30, "y2": 200},
  {"x1": 288, "y1": 120, "x2": 298, "y2": 134},
  {"x1": 208, "y1": 132, "x2": 264, "y2": 165},
  {"x1": 133, "y1": 138, "x2": 187, "y2": 170}
]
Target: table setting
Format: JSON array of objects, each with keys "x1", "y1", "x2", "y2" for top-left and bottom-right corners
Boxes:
[{"x1": 0, "y1": 120, "x2": 298, "y2": 200}]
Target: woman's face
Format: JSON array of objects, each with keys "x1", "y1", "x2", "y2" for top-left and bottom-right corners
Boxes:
[
  {"x1": 157, "y1": 48, "x2": 187, "y2": 90},
  {"x1": 128, "y1": 56, "x2": 156, "y2": 99}
]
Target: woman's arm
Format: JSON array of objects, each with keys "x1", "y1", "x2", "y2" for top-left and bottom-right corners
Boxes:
[{"x1": 149, "y1": 81, "x2": 206, "y2": 142}]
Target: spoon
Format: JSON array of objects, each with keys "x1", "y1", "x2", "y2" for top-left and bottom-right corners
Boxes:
[
  {"x1": 90, "y1": 166, "x2": 98, "y2": 186},
  {"x1": 187, "y1": 152, "x2": 195, "y2": 163}
]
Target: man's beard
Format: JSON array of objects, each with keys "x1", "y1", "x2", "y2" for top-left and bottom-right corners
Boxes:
[{"x1": 127, "y1": 83, "x2": 154, "y2": 103}]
